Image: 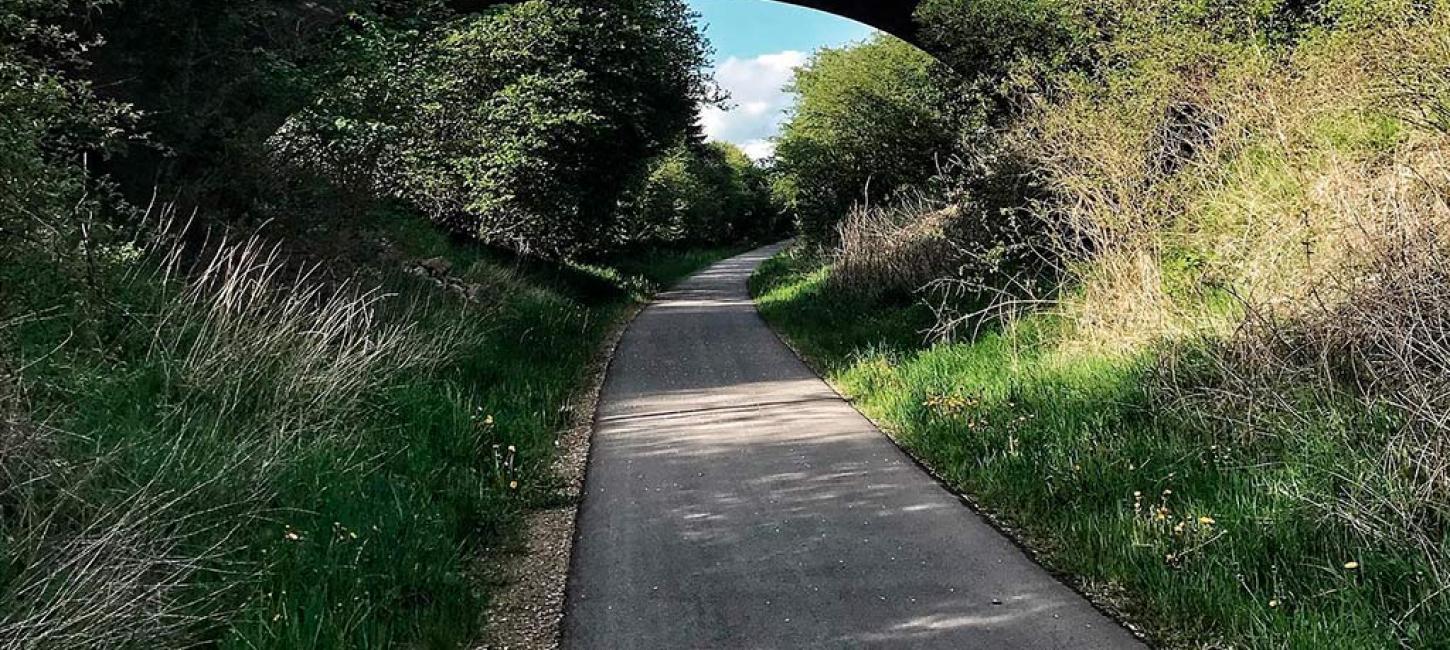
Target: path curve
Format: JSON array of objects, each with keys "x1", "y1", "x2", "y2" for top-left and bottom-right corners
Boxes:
[{"x1": 563, "y1": 243, "x2": 1144, "y2": 648}]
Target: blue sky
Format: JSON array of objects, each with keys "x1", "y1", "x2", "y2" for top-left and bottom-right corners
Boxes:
[{"x1": 688, "y1": 0, "x2": 875, "y2": 159}]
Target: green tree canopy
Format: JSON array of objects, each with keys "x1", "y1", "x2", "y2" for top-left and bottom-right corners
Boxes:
[
  {"x1": 618, "y1": 140, "x2": 782, "y2": 246},
  {"x1": 271, "y1": 0, "x2": 715, "y2": 257},
  {"x1": 772, "y1": 35, "x2": 965, "y2": 243}
]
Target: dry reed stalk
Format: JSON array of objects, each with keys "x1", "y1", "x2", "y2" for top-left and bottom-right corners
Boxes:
[{"x1": 828, "y1": 195, "x2": 961, "y2": 302}]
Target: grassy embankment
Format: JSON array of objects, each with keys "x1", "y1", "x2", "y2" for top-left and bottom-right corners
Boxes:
[
  {"x1": 0, "y1": 207, "x2": 737, "y2": 648},
  {"x1": 753, "y1": 250, "x2": 1432, "y2": 648},
  {"x1": 752, "y1": 4, "x2": 1450, "y2": 647}
]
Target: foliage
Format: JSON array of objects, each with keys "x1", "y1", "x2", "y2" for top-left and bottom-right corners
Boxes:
[
  {"x1": 272, "y1": 0, "x2": 717, "y2": 257},
  {"x1": 758, "y1": 0, "x2": 1450, "y2": 646},
  {"x1": 772, "y1": 35, "x2": 968, "y2": 244},
  {"x1": 67, "y1": 0, "x2": 743, "y2": 258},
  {"x1": 617, "y1": 141, "x2": 782, "y2": 247},
  {"x1": 0, "y1": 0, "x2": 135, "y2": 249},
  {"x1": 915, "y1": 0, "x2": 1082, "y2": 97},
  {"x1": 79, "y1": 0, "x2": 449, "y2": 211}
]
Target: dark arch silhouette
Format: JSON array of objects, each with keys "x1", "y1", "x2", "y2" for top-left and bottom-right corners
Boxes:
[
  {"x1": 773, "y1": 0, "x2": 923, "y2": 42},
  {"x1": 449, "y1": 0, "x2": 924, "y2": 44}
]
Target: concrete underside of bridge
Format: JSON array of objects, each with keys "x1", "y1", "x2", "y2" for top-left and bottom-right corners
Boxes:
[{"x1": 449, "y1": 0, "x2": 924, "y2": 44}]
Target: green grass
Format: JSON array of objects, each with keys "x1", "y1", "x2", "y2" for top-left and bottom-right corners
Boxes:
[
  {"x1": 751, "y1": 247, "x2": 1450, "y2": 649},
  {"x1": 0, "y1": 210, "x2": 743, "y2": 648}
]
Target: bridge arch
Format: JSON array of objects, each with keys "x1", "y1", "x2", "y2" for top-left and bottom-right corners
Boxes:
[
  {"x1": 770, "y1": 0, "x2": 923, "y2": 43},
  {"x1": 449, "y1": 0, "x2": 925, "y2": 44}
]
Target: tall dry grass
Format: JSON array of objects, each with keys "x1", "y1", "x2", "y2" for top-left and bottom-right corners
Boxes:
[
  {"x1": 0, "y1": 341, "x2": 43, "y2": 509},
  {"x1": 1157, "y1": 142, "x2": 1450, "y2": 587},
  {"x1": 1018, "y1": 10, "x2": 1450, "y2": 615},
  {"x1": 0, "y1": 223, "x2": 463, "y2": 648},
  {"x1": 828, "y1": 186, "x2": 1055, "y2": 340},
  {"x1": 827, "y1": 196, "x2": 962, "y2": 302},
  {"x1": 1018, "y1": 15, "x2": 1446, "y2": 345},
  {"x1": 152, "y1": 231, "x2": 451, "y2": 449}
]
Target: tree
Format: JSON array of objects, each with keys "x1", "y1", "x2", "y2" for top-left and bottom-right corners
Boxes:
[
  {"x1": 771, "y1": 35, "x2": 965, "y2": 244},
  {"x1": 616, "y1": 141, "x2": 782, "y2": 247},
  {"x1": 78, "y1": 0, "x2": 450, "y2": 212},
  {"x1": 1, "y1": 0, "x2": 135, "y2": 257},
  {"x1": 271, "y1": 0, "x2": 714, "y2": 258}
]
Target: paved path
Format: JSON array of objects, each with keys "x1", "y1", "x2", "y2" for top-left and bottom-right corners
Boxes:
[{"x1": 563, "y1": 243, "x2": 1144, "y2": 648}]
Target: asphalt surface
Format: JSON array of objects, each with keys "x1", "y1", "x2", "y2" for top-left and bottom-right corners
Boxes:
[{"x1": 563, "y1": 243, "x2": 1144, "y2": 649}]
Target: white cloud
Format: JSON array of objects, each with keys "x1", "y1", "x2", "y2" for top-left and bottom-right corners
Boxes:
[
  {"x1": 741, "y1": 139, "x2": 777, "y2": 161},
  {"x1": 700, "y1": 50, "x2": 807, "y2": 161}
]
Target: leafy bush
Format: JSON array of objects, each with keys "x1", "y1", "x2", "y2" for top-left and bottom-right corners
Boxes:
[
  {"x1": 80, "y1": 0, "x2": 450, "y2": 211},
  {"x1": 770, "y1": 29, "x2": 1057, "y2": 318},
  {"x1": 0, "y1": 0, "x2": 135, "y2": 249},
  {"x1": 915, "y1": 0, "x2": 1082, "y2": 93},
  {"x1": 71, "y1": 0, "x2": 741, "y2": 258}
]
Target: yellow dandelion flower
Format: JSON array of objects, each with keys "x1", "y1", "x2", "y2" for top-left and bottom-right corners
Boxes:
[
  {"x1": 1343, "y1": 561, "x2": 1360, "y2": 570},
  {"x1": 1198, "y1": 516, "x2": 1216, "y2": 526}
]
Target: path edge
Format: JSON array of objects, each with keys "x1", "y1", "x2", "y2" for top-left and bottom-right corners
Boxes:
[
  {"x1": 746, "y1": 245, "x2": 1155, "y2": 647},
  {"x1": 476, "y1": 298, "x2": 647, "y2": 650}
]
